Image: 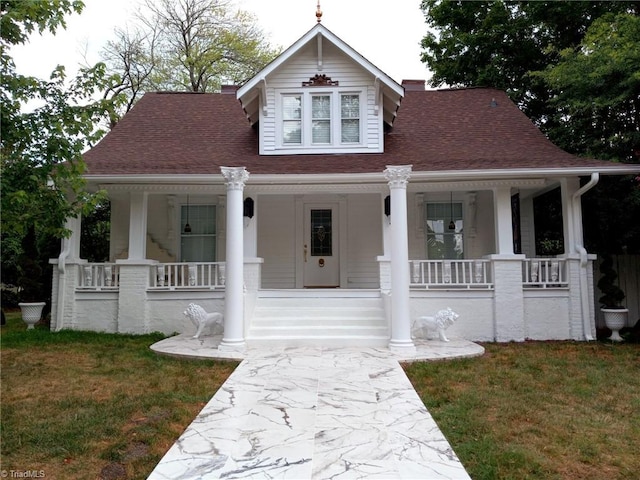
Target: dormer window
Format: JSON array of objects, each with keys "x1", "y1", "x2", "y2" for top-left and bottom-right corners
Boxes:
[
  {"x1": 283, "y1": 95, "x2": 302, "y2": 144},
  {"x1": 341, "y1": 94, "x2": 360, "y2": 143},
  {"x1": 312, "y1": 95, "x2": 331, "y2": 143},
  {"x1": 277, "y1": 88, "x2": 363, "y2": 149}
]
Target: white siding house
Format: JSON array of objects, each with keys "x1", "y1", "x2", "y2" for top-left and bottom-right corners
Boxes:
[{"x1": 50, "y1": 23, "x2": 639, "y2": 350}]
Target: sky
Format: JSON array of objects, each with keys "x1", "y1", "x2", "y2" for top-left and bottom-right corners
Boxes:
[{"x1": 11, "y1": 0, "x2": 432, "y2": 85}]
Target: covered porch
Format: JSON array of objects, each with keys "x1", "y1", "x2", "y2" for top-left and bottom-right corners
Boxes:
[{"x1": 50, "y1": 166, "x2": 598, "y2": 346}]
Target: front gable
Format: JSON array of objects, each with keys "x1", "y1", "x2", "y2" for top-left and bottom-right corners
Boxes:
[{"x1": 237, "y1": 24, "x2": 403, "y2": 155}]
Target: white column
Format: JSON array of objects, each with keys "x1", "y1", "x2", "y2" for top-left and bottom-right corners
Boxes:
[
  {"x1": 220, "y1": 167, "x2": 249, "y2": 351},
  {"x1": 66, "y1": 215, "x2": 82, "y2": 260},
  {"x1": 51, "y1": 215, "x2": 82, "y2": 331},
  {"x1": 384, "y1": 165, "x2": 415, "y2": 351},
  {"x1": 560, "y1": 178, "x2": 580, "y2": 254},
  {"x1": 493, "y1": 186, "x2": 514, "y2": 255},
  {"x1": 128, "y1": 191, "x2": 148, "y2": 260}
]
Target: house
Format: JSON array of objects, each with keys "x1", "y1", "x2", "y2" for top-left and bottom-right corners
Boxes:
[{"x1": 50, "y1": 21, "x2": 638, "y2": 350}]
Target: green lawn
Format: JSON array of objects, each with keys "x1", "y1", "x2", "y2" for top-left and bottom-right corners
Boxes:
[
  {"x1": 0, "y1": 311, "x2": 237, "y2": 479},
  {"x1": 2, "y1": 311, "x2": 638, "y2": 479},
  {"x1": 404, "y1": 341, "x2": 640, "y2": 480}
]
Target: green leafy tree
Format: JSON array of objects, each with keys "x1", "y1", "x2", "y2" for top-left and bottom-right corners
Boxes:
[
  {"x1": 534, "y1": 12, "x2": 640, "y2": 163},
  {"x1": 420, "y1": 1, "x2": 640, "y2": 254},
  {"x1": 536, "y1": 12, "x2": 640, "y2": 254},
  {"x1": 419, "y1": 1, "x2": 633, "y2": 132},
  {"x1": 1, "y1": 0, "x2": 119, "y2": 303}
]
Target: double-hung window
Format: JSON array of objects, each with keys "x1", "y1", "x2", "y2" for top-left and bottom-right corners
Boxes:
[
  {"x1": 278, "y1": 89, "x2": 362, "y2": 148},
  {"x1": 181, "y1": 204, "x2": 217, "y2": 262},
  {"x1": 425, "y1": 202, "x2": 464, "y2": 259},
  {"x1": 341, "y1": 94, "x2": 360, "y2": 143},
  {"x1": 282, "y1": 95, "x2": 302, "y2": 144}
]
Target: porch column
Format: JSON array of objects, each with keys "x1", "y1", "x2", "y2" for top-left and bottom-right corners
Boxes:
[
  {"x1": 384, "y1": 165, "x2": 415, "y2": 351},
  {"x1": 562, "y1": 175, "x2": 598, "y2": 340},
  {"x1": 128, "y1": 191, "x2": 148, "y2": 260},
  {"x1": 220, "y1": 167, "x2": 249, "y2": 351},
  {"x1": 115, "y1": 192, "x2": 154, "y2": 334},
  {"x1": 560, "y1": 178, "x2": 580, "y2": 254},
  {"x1": 493, "y1": 186, "x2": 514, "y2": 255},
  {"x1": 51, "y1": 215, "x2": 83, "y2": 331}
]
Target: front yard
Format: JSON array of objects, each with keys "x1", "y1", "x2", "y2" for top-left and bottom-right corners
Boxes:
[{"x1": 2, "y1": 311, "x2": 638, "y2": 479}]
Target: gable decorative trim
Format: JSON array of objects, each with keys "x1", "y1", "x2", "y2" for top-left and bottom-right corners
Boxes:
[{"x1": 303, "y1": 74, "x2": 339, "y2": 87}]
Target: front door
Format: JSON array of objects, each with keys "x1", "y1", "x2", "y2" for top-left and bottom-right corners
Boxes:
[{"x1": 304, "y1": 204, "x2": 340, "y2": 287}]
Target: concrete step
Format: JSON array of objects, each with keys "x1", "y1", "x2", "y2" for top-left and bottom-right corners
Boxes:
[{"x1": 247, "y1": 293, "x2": 389, "y2": 346}]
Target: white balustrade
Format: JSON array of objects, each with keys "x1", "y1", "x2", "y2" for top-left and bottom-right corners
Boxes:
[
  {"x1": 522, "y1": 259, "x2": 567, "y2": 288},
  {"x1": 409, "y1": 259, "x2": 492, "y2": 289},
  {"x1": 78, "y1": 263, "x2": 119, "y2": 290},
  {"x1": 150, "y1": 262, "x2": 225, "y2": 290}
]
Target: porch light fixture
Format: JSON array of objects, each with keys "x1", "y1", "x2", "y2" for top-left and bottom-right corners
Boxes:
[
  {"x1": 243, "y1": 197, "x2": 254, "y2": 228},
  {"x1": 184, "y1": 195, "x2": 192, "y2": 233},
  {"x1": 384, "y1": 195, "x2": 391, "y2": 217},
  {"x1": 448, "y1": 192, "x2": 456, "y2": 230},
  {"x1": 243, "y1": 197, "x2": 254, "y2": 219}
]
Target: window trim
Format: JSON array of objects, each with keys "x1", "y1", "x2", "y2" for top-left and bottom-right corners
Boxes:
[{"x1": 275, "y1": 87, "x2": 364, "y2": 150}]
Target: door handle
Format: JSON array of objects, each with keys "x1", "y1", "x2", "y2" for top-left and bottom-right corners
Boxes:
[{"x1": 304, "y1": 244, "x2": 308, "y2": 262}]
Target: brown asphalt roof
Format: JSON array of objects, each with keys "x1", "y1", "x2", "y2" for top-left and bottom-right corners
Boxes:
[{"x1": 83, "y1": 88, "x2": 614, "y2": 176}]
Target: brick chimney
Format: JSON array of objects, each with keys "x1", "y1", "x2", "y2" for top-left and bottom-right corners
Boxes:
[
  {"x1": 221, "y1": 85, "x2": 240, "y2": 94},
  {"x1": 401, "y1": 79, "x2": 425, "y2": 91}
]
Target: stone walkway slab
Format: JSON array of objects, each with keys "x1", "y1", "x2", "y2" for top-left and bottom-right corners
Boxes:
[{"x1": 148, "y1": 338, "x2": 482, "y2": 479}]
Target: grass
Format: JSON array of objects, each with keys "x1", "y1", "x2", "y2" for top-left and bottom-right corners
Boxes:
[
  {"x1": 3, "y1": 312, "x2": 639, "y2": 479},
  {"x1": 403, "y1": 341, "x2": 640, "y2": 480},
  {"x1": 0, "y1": 311, "x2": 237, "y2": 480}
]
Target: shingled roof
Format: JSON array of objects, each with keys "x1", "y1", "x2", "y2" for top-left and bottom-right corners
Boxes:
[{"x1": 83, "y1": 88, "x2": 621, "y2": 177}]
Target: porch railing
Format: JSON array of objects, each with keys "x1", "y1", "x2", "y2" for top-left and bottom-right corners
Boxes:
[
  {"x1": 149, "y1": 262, "x2": 225, "y2": 290},
  {"x1": 410, "y1": 259, "x2": 493, "y2": 289},
  {"x1": 77, "y1": 263, "x2": 119, "y2": 290},
  {"x1": 522, "y1": 258, "x2": 568, "y2": 288}
]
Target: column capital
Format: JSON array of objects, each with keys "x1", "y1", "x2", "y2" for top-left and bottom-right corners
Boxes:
[
  {"x1": 221, "y1": 167, "x2": 249, "y2": 190},
  {"x1": 384, "y1": 165, "x2": 412, "y2": 188}
]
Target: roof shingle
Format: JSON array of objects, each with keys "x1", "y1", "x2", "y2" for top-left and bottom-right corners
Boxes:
[{"x1": 83, "y1": 88, "x2": 615, "y2": 176}]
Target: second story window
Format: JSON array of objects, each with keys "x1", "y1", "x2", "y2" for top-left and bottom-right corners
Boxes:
[
  {"x1": 278, "y1": 89, "x2": 363, "y2": 149},
  {"x1": 312, "y1": 95, "x2": 331, "y2": 144},
  {"x1": 282, "y1": 95, "x2": 302, "y2": 144},
  {"x1": 341, "y1": 94, "x2": 360, "y2": 143}
]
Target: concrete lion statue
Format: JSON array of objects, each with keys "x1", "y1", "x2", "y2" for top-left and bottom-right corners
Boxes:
[
  {"x1": 183, "y1": 303, "x2": 223, "y2": 339},
  {"x1": 412, "y1": 307, "x2": 459, "y2": 342}
]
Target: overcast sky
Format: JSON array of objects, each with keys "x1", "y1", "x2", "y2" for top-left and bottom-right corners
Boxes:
[{"x1": 11, "y1": 0, "x2": 432, "y2": 85}]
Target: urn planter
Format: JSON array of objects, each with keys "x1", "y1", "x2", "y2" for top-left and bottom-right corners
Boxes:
[
  {"x1": 601, "y1": 308, "x2": 628, "y2": 342},
  {"x1": 18, "y1": 302, "x2": 46, "y2": 330}
]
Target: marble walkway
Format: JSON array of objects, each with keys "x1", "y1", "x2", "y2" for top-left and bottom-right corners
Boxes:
[{"x1": 148, "y1": 336, "x2": 484, "y2": 479}]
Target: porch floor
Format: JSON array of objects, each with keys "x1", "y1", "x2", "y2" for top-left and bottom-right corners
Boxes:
[{"x1": 148, "y1": 336, "x2": 482, "y2": 479}]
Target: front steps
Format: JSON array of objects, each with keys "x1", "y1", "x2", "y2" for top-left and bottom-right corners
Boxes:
[{"x1": 247, "y1": 290, "x2": 389, "y2": 347}]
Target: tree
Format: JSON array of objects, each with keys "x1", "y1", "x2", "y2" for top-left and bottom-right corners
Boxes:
[
  {"x1": 419, "y1": 1, "x2": 633, "y2": 129},
  {"x1": 535, "y1": 12, "x2": 640, "y2": 163},
  {"x1": 100, "y1": 0, "x2": 280, "y2": 121},
  {"x1": 420, "y1": 1, "x2": 640, "y2": 254},
  {"x1": 99, "y1": 25, "x2": 160, "y2": 128},
  {"x1": 1, "y1": 0, "x2": 119, "y2": 303}
]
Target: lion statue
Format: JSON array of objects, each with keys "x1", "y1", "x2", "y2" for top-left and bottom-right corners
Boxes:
[
  {"x1": 412, "y1": 307, "x2": 459, "y2": 342},
  {"x1": 183, "y1": 303, "x2": 224, "y2": 339}
]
